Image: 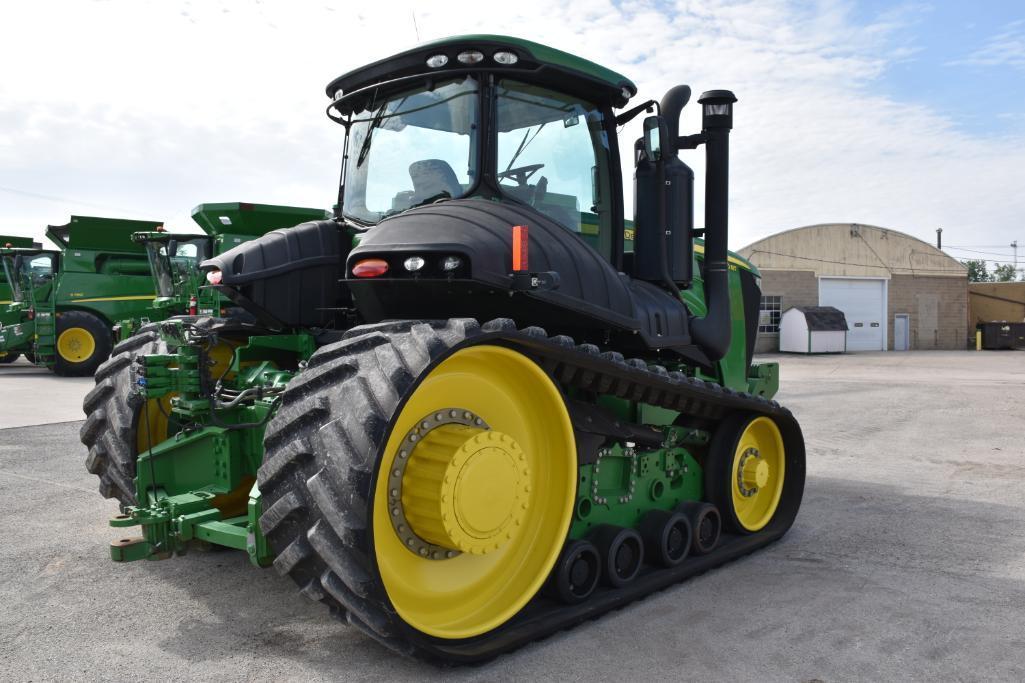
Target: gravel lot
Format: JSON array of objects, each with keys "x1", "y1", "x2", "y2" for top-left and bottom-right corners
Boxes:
[{"x1": 1, "y1": 350, "x2": 1023, "y2": 681}]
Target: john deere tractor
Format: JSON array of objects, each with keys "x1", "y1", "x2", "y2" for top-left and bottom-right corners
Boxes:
[
  {"x1": 81, "y1": 35, "x2": 804, "y2": 663},
  {"x1": 117, "y1": 202, "x2": 331, "y2": 340}
]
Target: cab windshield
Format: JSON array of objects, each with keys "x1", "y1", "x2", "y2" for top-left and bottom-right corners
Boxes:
[
  {"x1": 342, "y1": 76, "x2": 479, "y2": 224},
  {"x1": 495, "y1": 80, "x2": 614, "y2": 256},
  {"x1": 2, "y1": 253, "x2": 55, "y2": 303},
  {"x1": 145, "y1": 237, "x2": 210, "y2": 298}
]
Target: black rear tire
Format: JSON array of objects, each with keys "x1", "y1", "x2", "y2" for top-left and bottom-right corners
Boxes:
[
  {"x1": 0, "y1": 352, "x2": 20, "y2": 364},
  {"x1": 79, "y1": 324, "x2": 166, "y2": 506},
  {"x1": 55, "y1": 310, "x2": 112, "y2": 377}
]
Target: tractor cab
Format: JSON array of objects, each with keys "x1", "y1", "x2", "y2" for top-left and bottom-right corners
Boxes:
[
  {"x1": 0, "y1": 247, "x2": 59, "y2": 360},
  {"x1": 0, "y1": 247, "x2": 59, "y2": 309},
  {"x1": 328, "y1": 36, "x2": 632, "y2": 266},
  {"x1": 208, "y1": 35, "x2": 748, "y2": 369}
]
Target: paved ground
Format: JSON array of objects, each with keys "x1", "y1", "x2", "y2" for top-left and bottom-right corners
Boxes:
[
  {"x1": 1, "y1": 350, "x2": 1024, "y2": 681},
  {"x1": 0, "y1": 357, "x2": 93, "y2": 429}
]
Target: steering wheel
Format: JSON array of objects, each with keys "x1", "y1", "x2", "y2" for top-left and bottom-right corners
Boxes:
[{"x1": 497, "y1": 163, "x2": 545, "y2": 186}]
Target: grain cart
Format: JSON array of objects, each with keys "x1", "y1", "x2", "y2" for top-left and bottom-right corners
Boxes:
[
  {"x1": 0, "y1": 235, "x2": 39, "y2": 363},
  {"x1": 0, "y1": 215, "x2": 164, "y2": 375},
  {"x1": 82, "y1": 35, "x2": 805, "y2": 663},
  {"x1": 116, "y1": 202, "x2": 331, "y2": 340}
]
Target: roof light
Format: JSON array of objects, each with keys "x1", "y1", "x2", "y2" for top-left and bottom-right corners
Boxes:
[
  {"x1": 403, "y1": 256, "x2": 425, "y2": 272},
  {"x1": 457, "y1": 50, "x2": 484, "y2": 65},
  {"x1": 426, "y1": 54, "x2": 449, "y2": 68},
  {"x1": 621, "y1": 87, "x2": 632, "y2": 100},
  {"x1": 206, "y1": 269, "x2": 223, "y2": 285},
  {"x1": 352, "y1": 258, "x2": 389, "y2": 278},
  {"x1": 493, "y1": 51, "x2": 518, "y2": 65},
  {"x1": 333, "y1": 88, "x2": 344, "y2": 101},
  {"x1": 218, "y1": 216, "x2": 232, "y2": 225},
  {"x1": 441, "y1": 255, "x2": 463, "y2": 271}
]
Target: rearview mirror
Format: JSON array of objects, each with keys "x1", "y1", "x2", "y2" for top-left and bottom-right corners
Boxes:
[{"x1": 643, "y1": 116, "x2": 663, "y2": 161}]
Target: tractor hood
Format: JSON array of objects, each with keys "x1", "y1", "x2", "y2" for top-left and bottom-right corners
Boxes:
[{"x1": 346, "y1": 198, "x2": 703, "y2": 361}]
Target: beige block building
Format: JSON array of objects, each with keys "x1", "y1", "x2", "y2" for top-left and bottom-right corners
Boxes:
[{"x1": 737, "y1": 224, "x2": 968, "y2": 353}]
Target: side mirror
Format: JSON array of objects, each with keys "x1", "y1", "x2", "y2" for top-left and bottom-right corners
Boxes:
[{"x1": 642, "y1": 116, "x2": 663, "y2": 161}]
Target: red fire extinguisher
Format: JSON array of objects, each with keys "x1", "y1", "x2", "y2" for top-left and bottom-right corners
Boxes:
[{"x1": 188, "y1": 295, "x2": 197, "y2": 316}]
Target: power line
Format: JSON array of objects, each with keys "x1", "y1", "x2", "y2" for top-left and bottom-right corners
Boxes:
[
  {"x1": 746, "y1": 248, "x2": 976, "y2": 273},
  {"x1": 943, "y1": 246, "x2": 1017, "y2": 258},
  {"x1": 0, "y1": 185, "x2": 153, "y2": 218}
]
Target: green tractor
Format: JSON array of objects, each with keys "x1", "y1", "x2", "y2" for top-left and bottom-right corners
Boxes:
[
  {"x1": 81, "y1": 35, "x2": 804, "y2": 663},
  {"x1": 117, "y1": 202, "x2": 331, "y2": 340},
  {"x1": 0, "y1": 216, "x2": 168, "y2": 375}
]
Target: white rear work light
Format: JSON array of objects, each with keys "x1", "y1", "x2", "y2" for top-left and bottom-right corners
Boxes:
[
  {"x1": 493, "y1": 51, "x2": 518, "y2": 65},
  {"x1": 426, "y1": 54, "x2": 449, "y2": 68},
  {"x1": 441, "y1": 255, "x2": 462, "y2": 272},
  {"x1": 206, "y1": 269, "x2": 223, "y2": 285},
  {"x1": 457, "y1": 50, "x2": 484, "y2": 64},
  {"x1": 403, "y1": 256, "x2": 426, "y2": 272}
]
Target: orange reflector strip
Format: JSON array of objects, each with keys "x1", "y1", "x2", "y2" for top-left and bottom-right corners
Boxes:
[{"x1": 512, "y1": 225, "x2": 528, "y2": 272}]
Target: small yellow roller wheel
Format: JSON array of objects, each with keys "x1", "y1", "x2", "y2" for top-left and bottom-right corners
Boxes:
[{"x1": 372, "y1": 344, "x2": 576, "y2": 640}]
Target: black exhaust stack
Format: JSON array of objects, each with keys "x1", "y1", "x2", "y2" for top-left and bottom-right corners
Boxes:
[{"x1": 689, "y1": 90, "x2": 737, "y2": 362}]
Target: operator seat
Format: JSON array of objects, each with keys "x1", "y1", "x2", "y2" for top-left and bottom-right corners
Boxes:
[{"x1": 409, "y1": 159, "x2": 462, "y2": 204}]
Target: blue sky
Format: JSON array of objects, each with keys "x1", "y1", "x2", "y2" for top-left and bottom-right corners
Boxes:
[
  {"x1": 0, "y1": 0, "x2": 1023, "y2": 270},
  {"x1": 853, "y1": 1, "x2": 1024, "y2": 137}
]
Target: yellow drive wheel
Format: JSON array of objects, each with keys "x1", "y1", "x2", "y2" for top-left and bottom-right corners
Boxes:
[
  {"x1": 717, "y1": 415, "x2": 786, "y2": 533},
  {"x1": 372, "y1": 344, "x2": 576, "y2": 640},
  {"x1": 135, "y1": 396, "x2": 172, "y2": 455},
  {"x1": 57, "y1": 327, "x2": 96, "y2": 363}
]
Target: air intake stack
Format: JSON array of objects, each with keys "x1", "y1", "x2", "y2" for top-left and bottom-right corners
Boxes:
[{"x1": 689, "y1": 89, "x2": 737, "y2": 362}]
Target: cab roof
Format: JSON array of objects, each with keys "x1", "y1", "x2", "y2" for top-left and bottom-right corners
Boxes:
[{"x1": 326, "y1": 35, "x2": 637, "y2": 114}]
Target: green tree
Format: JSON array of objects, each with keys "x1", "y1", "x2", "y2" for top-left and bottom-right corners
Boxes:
[
  {"x1": 993, "y1": 263, "x2": 1018, "y2": 282},
  {"x1": 962, "y1": 259, "x2": 992, "y2": 282}
]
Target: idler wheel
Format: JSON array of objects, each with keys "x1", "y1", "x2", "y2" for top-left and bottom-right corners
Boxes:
[
  {"x1": 548, "y1": 539, "x2": 601, "y2": 604},
  {"x1": 589, "y1": 524, "x2": 644, "y2": 587},
  {"x1": 638, "y1": 509, "x2": 692, "y2": 567},
  {"x1": 676, "y1": 501, "x2": 721, "y2": 555}
]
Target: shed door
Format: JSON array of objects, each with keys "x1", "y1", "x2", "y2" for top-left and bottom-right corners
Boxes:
[{"x1": 819, "y1": 278, "x2": 886, "y2": 351}]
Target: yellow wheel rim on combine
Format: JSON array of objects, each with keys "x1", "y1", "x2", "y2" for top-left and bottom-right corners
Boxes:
[
  {"x1": 730, "y1": 416, "x2": 785, "y2": 532},
  {"x1": 57, "y1": 327, "x2": 96, "y2": 363},
  {"x1": 372, "y1": 344, "x2": 576, "y2": 639}
]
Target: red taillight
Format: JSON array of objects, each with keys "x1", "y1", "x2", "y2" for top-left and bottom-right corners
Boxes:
[
  {"x1": 512, "y1": 225, "x2": 528, "y2": 271},
  {"x1": 206, "y1": 269, "x2": 223, "y2": 285},
  {"x1": 352, "y1": 258, "x2": 389, "y2": 278}
]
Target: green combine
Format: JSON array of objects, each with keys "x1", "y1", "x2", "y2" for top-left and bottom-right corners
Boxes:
[
  {"x1": 0, "y1": 235, "x2": 38, "y2": 364},
  {"x1": 118, "y1": 202, "x2": 330, "y2": 340},
  {"x1": 1, "y1": 216, "x2": 164, "y2": 375},
  {"x1": 81, "y1": 36, "x2": 805, "y2": 663}
]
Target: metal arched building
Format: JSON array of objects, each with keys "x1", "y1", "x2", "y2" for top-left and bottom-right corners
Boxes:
[{"x1": 738, "y1": 223, "x2": 968, "y2": 353}]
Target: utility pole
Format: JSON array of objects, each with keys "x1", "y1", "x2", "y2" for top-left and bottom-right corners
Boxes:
[
  {"x1": 1012, "y1": 240, "x2": 1019, "y2": 279},
  {"x1": 936, "y1": 228, "x2": 942, "y2": 250}
]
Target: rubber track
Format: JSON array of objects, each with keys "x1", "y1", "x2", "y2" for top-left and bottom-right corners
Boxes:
[
  {"x1": 257, "y1": 318, "x2": 805, "y2": 664},
  {"x1": 79, "y1": 324, "x2": 166, "y2": 507}
]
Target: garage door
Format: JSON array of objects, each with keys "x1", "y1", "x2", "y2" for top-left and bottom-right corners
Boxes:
[{"x1": 819, "y1": 278, "x2": 886, "y2": 351}]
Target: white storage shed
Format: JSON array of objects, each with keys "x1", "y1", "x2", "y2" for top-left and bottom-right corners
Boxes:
[{"x1": 779, "y1": 306, "x2": 848, "y2": 353}]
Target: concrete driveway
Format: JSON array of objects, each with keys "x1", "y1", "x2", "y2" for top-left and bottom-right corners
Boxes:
[{"x1": 1, "y1": 350, "x2": 1023, "y2": 680}]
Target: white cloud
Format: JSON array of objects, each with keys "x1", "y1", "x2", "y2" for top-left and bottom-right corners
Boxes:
[{"x1": 0, "y1": 0, "x2": 1022, "y2": 254}]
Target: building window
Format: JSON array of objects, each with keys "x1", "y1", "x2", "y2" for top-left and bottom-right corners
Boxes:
[{"x1": 758, "y1": 295, "x2": 782, "y2": 333}]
